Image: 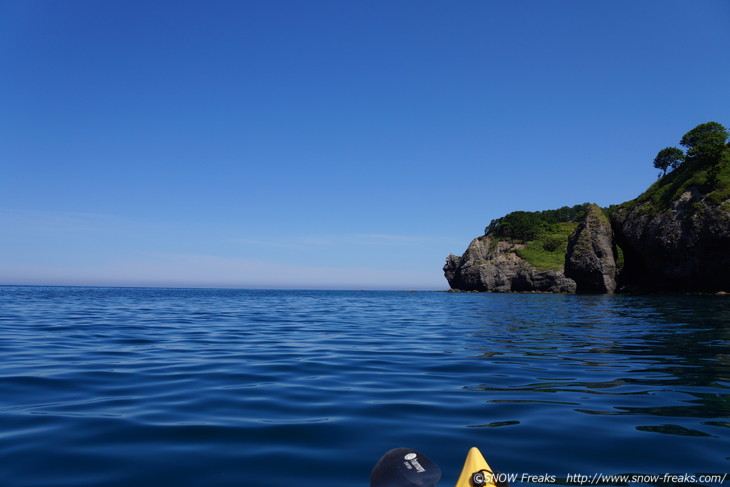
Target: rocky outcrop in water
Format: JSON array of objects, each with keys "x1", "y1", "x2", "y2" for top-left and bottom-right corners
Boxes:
[
  {"x1": 445, "y1": 121, "x2": 730, "y2": 293},
  {"x1": 565, "y1": 204, "x2": 618, "y2": 293},
  {"x1": 443, "y1": 236, "x2": 576, "y2": 293},
  {"x1": 610, "y1": 188, "x2": 730, "y2": 292}
]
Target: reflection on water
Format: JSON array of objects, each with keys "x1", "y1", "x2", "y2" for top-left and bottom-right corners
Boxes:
[
  {"x1": 0, "y1": 288, "x2": 727, "y2": 486},
  {"x1": 447, "y1": 294, "x2": 729, "y2": 480}
]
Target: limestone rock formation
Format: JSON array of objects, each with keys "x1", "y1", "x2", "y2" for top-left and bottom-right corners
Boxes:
[{"x1": 565, "y1": 204, "x2": 617, "y2": 293}]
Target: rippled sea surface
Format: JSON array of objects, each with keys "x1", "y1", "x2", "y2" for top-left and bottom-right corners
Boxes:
[{"x1": 0, "y1": 287, "x2": 728, "y2": 487}]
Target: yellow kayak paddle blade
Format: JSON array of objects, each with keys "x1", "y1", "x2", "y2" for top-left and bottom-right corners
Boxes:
[{"x1": 454, "y1": 447, "x2": 497, "y2": 487}]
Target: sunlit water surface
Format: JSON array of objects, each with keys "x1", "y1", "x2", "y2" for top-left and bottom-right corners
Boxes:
[{"x1": 0, "y1": 287, "x2": 728, "y2": 486}]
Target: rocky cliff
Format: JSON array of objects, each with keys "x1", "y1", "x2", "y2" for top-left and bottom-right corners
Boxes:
[
  {"x1": 565, "y1": 204, "x2": 618, "y2": 293},
  {"x1": 444, "y1": 203, "x2": 620, "y2": 293},
  {"x1": 445, "y1": 122, "x2": 730, "y2": 293},
  {"x1": 444, "y1": 236, "x2": 576, "y2": 292},
  {"x1": 611, "y1": 187, "x2": 730, "y2": 292},
  {"x1": 609, "y1": 125, "x2": 730, "y2": 293}
]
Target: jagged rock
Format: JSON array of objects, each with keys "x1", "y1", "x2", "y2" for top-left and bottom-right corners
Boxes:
[
  {"x1": 443, "y1": 254, "x2": 462, "y2": 285},
  {"x1": 611, "y1": 187, "x2": 730, "y2": 292},
  {"x1": 565, "y1": 204, "x2": 617, "y2": 293},
  {"x1": 443, "y1": 236, "x2": 576, "y2": 293},
  {"x1": 445, "y1": 122, "x2": 730, "y2": 293}
]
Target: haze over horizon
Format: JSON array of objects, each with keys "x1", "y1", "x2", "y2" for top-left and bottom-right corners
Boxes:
[{"x1": 2, "y1": 1, "x2": 729, "y2": 290}]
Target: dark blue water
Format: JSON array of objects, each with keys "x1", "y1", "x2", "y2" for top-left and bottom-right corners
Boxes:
[{"x1": 0, "y1": 287, "x2": 728, "y2": 487}]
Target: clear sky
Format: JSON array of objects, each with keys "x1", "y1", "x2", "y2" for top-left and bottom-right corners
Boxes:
[{"x1": 1, "y1": 0, "x2": 729, "y2": 290}]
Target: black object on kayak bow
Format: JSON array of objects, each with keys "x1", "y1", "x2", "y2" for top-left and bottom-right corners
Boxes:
[{"x1": 370, "y1": 448, "x2": 442, "y2": 487}]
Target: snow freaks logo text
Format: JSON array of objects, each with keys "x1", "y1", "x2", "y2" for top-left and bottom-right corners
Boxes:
[{"x1": 483, "y1": 472, "x2": 728, "y2": 485}]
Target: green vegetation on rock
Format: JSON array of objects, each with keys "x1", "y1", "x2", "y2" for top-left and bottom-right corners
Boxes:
[
  {"x1": 485, "y1": 204, "x2": 588, "y2": 241},
  {"x1": 478, "y1": 123, "x2": 729, "y2": 274},
  {"x1": 483, "y1": 206, "x2": 589, "y2": 271},
  {"x1": 615, "y1": 244, "x2": 625, "y2": 271},
  {"x1": 445, "y1": 121, "x2": 729, "y2": 293},
  {"x1": 515, "y1": 222, "x2": 578, "y2": 271},
  {"x1": 625, "y1": 122, "x2": 730, "y2": 215}
]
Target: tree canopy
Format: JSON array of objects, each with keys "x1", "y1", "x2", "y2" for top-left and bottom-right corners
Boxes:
[
  {"x1": 485, "y1": 204, "x2": 589, "y2": 241},
  {"x1": 679, "y1": 121, "x2": 729, "y2": 164},
  {"x1": 650, "y1": 122, "x2": 728, "y2": 175},
  {"x1": 653, "y1": 147, "x2": 685, "y2": 176}
]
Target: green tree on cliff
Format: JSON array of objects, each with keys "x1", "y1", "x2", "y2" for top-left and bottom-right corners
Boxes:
[
  {"x1": 680, "y1": 121, "x2": 729, "y2": 164},
  {"x1": 653, "y1": 147, "x2": 685, "y2": 177},
  {"x1": 485, "y1": 204, "x2": 588, "y2": 241}
]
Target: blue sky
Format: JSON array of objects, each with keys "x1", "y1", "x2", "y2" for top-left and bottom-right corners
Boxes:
[{"x1": 1, "y1": 0, "x2": 729, "y2": 289}]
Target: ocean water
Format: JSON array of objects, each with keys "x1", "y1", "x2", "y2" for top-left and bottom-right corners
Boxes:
[{"x1": 0, "y1": 287, "x2": 728, "y2": 487}]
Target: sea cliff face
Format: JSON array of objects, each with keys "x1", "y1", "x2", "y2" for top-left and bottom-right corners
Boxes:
[
  {"x1": 444, "y1": 204, "x2": 616, "y2": 293},
  {"x1": 565, "y1": 204, "x2": 617, "y2": 293},
  {"x1": 444, "y1": 194, "x2": 729, "y2": 293},
  {"x1": 444, "y1": 122, "x2": 729, "y2": 293},
  {"x1": 611, "y1": 188, "x2": 730, "y2": 292},
  {"x1": 444, "y1": 236, "x2": 576, "y2": 292},
  {"x1": 444, "y1": 175, "x2": 729, "y2": 294}
]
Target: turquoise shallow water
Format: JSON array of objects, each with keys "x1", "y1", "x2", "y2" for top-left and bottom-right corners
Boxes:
[{"x1": 0, "y1": 287, "x2": 728, "y2": 486}]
